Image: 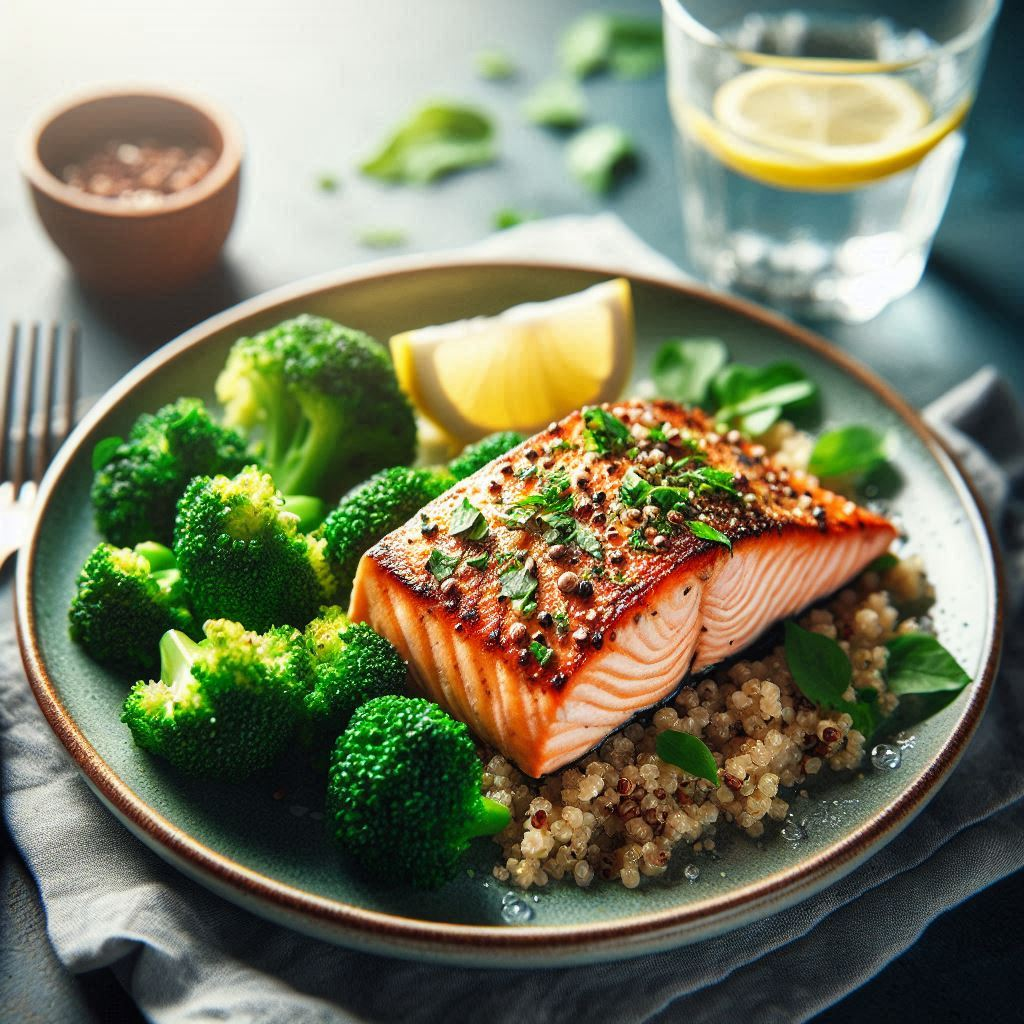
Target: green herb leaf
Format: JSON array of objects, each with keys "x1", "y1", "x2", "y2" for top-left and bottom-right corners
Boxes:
[
  {"x1": 426, "y1": 548, "x2": 460, "y2": 581},
  {"x1": 566, "y1": 124, "x2": 637, "y2": 194},
  {"x1": 574, "y1": 525, "x2": 604, "y2": 561},
  {"x1": 467, "y1": 552, "x2": 490, "y2": 571},
  {"x1": 499, "y1": 561, "x2": 538, "y2": 615},
  {"x1": 712, "y1": 362, "x2": 818, "y2": 435},
  {"x1": 523, "y1": 78, "x2": 587, "y2": 128},
  {"x1": 655, "y1": 730, "x2": 719, "y2": 785},
  {"x1": 553, "y1": 611, "x2": 570, "y2": 636},
  {"x1": 475, "y1": 48, "x2": 517, "y2": 80},
  {"x1": 493, "y1": 208, "x2": 538, "y2": 230},
  {"x1": 356, "y1": 227, "x2": 408, "y2": 249},
  {"x1": 560, "y1": 14, "x2": 664, "y2": 79},
  {"x1": 809, "y1": 425, "x2": 888, "y2": 479},
  {"x1": 316, "y1": 173, "x2": 340, "y2": 193},
  {"x1": 92, "y1": 436, "x2": 123, "y2": 472},
  {"x1": 360, "y1": 102, "x2": 496, "y2": 185},
  {"x1": 581, "y1": 406, "x2": 631, "y2": 454},
  {"x1": 885, "y1": 634, "x2": 971, "y2": 696},
  {"x1": 450, "y1": 498, "x2": 489, "y2": 541},
  {"x1": 529, "y1": 640, "x2": 553, "y2": 667},
  {"x1": 652, "y1": 338, "x2": 729, "y2": 407},
  {"x1": 868, "y1": 552, "x2": 899, "y2": 573},
  {"x1": 619, "y1": 468, "x2": 651, "y2": 507},
  {"x1": 685, "y1": 521, "x2": 732, "y2": 550},
  {"x1": 628, "y1": 529, "x2": 654, "y2": 552}
]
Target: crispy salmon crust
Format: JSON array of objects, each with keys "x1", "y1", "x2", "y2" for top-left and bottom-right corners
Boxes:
[{"x1": 350, "y1": 400, "x2": 895, "y2": 777}]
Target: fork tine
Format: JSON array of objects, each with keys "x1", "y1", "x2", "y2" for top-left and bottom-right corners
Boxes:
[
  {"x1": 56, "y1": 321, "x2": 80, "y2": 448},
  {"x1": 0, "y1": 324, "x2": 17, "y2": 483},
  {"x1": 33, "y1": 323, "x2": 57, "y2": 483},
  {"x1": 11, "y1": 322, "x2": 39, "y2": 492}
]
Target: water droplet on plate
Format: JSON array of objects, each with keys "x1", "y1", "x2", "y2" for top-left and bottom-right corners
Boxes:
[
  {"x1": 781, "y1": 817, "x2": 808, "y2": 842},
  {"x1": 684, "y1": 863, "x2": 700, "y2": 882},
  {"x1": 871, "y1": 743, "x2": 902, "y2": 770},
  {"x1": 501, "y1": 897, "x2": 535, "y2": 924}
]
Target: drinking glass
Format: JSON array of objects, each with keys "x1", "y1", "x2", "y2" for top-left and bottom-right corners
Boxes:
[{"x1": 660, "y1": 0, "x2": 1002, "y2": 322}]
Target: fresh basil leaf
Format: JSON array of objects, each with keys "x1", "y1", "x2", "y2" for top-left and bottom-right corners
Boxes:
[
  {"x1": 652, "y1": 338, "x2": 728, "y2": 407},
  {"x1": 499, "y1": 562, "x2": 538, "y2": 615},
  {"x1": 92, "y1": 436, "x2": 123, "y2": 472},
  {"x1": 566, "y1": 124, "x2": 637, "y2": 195},
  {"x1": 846, "y1": 699, "x2": 880, "y2": 740},
  {"x1": 475, "y1": 48, "x2": 516, "y2": 80},
  {"x1": 685, "y1": 521, "x2": 732, "y2": 550},
  {"x1": 560, "y1": 14, "x2": 663, "y2": 80},
  {"x1": 712, "y1": 362, "x2": 818, "y2": 435},
  {"x1": 619, "y1": 468, "x2": 651, "y2": 507},
  {"x1": 360, "y1": 103, "x2": 496, "y2": 185},
  {"x1": 784, "y1": 621, "x2": 852, "y2": 707},
  {"x1": 885, "y1": 634, "x2": 971, "y2": 695},
  {"x1": 449, "y1": 498, "x2": 489, "y2": 541},
  {"x1": 523, "y1": 78, "x2": 587, "y2": 128},
  {"x1": 356, "y1": 227, "x2": 407, "y2": 249},
  {"x1": 809, "y1": 425, "x2": 887, "y2": 479},
  {"x1": 716, "y1": 380, "x2": 816, "y2": 424},
  {"x1": 426, "y1": 548, "x2": 460, "y2": 581},
  {"x1": 655, "y1": 730, "x2": 719, "y2": 785},
  {"x1": 466, "y1": 552, "x2": 490, "y2": 571}
]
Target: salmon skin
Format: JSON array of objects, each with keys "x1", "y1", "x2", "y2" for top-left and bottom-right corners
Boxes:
[{"x1": 349, "y1": 400, "x2": 896, "y2": 778}]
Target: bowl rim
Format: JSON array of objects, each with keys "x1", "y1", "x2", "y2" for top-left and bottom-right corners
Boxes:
[
  {"x1": 14, "y1": 255, "x2": 1006, "y2": 961},
  {"x1": 16, "y1": 83, "x2": 243, "y2": 219}
]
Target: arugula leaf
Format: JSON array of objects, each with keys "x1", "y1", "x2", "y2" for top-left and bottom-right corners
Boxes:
[
  {"x1": 426, "y1": 548, "x2": 460, "y2": 581},
  {"x1": 885, "y1": 634, "x2": 971, "y2": 696},
  {"x1": 809, "y1": 425, "x2": 888, "y2": 479},
  {"x1": 652, "y1": 338, "x2": 729, "y2": 407},
  {"x1": 712, "y1": 362, "x2": 818, "y2": 435},
  {"x1": 466, "y1": 552, "x2": 490, "y2": 571},
  {"x1": 523, "y1": 78, "x2": 587, "y2": 128},
  {"x1": 655, "y1": 730, "x2": 719, "y2": 785},
  {"x1": 567, "y1": 124, "x2": 637, "y2": 194},
  {"x1": 475, "y1": 48, "x2": 517, "y2": 80},
  {"x1": 449, "y1": 498, "x2": 489, "y2": 541},
  {"x1": 356, "y1": 227, "x2": 407, "y2": 249},
  {"x1": 494, "y1": 208, "x2": 538, "y2": 230},
  {"x1": 530, "y1": 640, "x2": 554, "y2": 667},
  {"x1": 360, "y1": 102, "x2": 496, "y2": 185},
  {"x1": 92, "y1": 436, "x2": 123, "y2": 471},
  {"x1": 499, "y1": 561, "x2": 538, "y2": 616},
  {"x1": 685, "y1": 521, "x2": 732, "y2": 550},
  {"x1": 581, "y1": 406, "x2": 631, "y2": 453},
  {"x1": 560, "y1": 14, "x2": 664, "y2": 79}
]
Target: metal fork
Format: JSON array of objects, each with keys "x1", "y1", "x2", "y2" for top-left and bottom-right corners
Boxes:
[{"x1": 0, "y1": 322, "x2": 79, "y2": 570}]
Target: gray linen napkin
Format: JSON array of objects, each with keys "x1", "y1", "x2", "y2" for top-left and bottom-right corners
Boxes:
[{"x1": 3, "y1": 216, "x2": 1023, "y2": 1024}]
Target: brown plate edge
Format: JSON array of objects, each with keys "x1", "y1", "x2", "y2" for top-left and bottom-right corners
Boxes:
[{"x1": 14, "y1": 255, "x2": 1007, "y2": 963}]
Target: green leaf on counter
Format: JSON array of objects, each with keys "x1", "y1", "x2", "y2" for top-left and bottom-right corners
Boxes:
[
  {"x1": 475, "y1": 49, "x2": 517, "y2": 80},
  {"x1": 566, "y1": 123, "x2": 637, "y2": 194},
  {"x1": 523, "y1": 78, "x2": 587, "y2": 128},
  {"x1": 560, "y1": 14, "x2": 664, "y2": 79}
]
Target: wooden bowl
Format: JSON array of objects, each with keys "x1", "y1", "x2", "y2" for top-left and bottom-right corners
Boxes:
[{"x1": 18, "y1": 86, "x2": 243, "y2": 295}]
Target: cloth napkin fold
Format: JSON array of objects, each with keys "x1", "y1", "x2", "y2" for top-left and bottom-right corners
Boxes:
[{"x1": 3, "y1": 215, "x2": 1023, "y2": 1024}]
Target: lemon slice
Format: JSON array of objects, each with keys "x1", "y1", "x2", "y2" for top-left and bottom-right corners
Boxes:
[
  {"x1": 390, "y1": 278, "x2": 634, "y2": 443},
  {"x1": 684, "y1": 69, "x2": 968, "y2": 191}
]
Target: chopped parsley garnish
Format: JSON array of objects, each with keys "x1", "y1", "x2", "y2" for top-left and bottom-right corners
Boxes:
[
  {"x1": 515, "y1": 465, "x2": 539, "y2": 481},
  {"x1": 514, "y1": 470, "x2": 572, "y2": 512},
  {"x1": 648, "y1": 425, "x2": 668, "y2": 442},
  {"x1": 449, "y1": 498, "x2": 489, "y2": 541},
  {"x1": 499, "y1": 561, "x2": 538, "y2": 616},
  {"x1": 574, "y1": 526, "x2": 604, "y2": 561},
  {"x1": 553, "y1": 611, "x2": 571, "y2": 637},
  {"x1": 621, "y1": 465, "x2": 739, "y2": 513},
  {"x1": 426, "y1": 549, "x2": 460, "y2": 581},
  {"x1": 467, "y1": 552, "x2": 490, "y2": 571},
  {"x1": 628, "y1": 530, "x2": 654, "y2": 552},
  {"x1": 530, "y1": 640, "x2": 554, "y2": 667},
  {"x1": 581, "y1": 407, "x2": 631, "y2": 454},
  {"x1": 685, "y1": 521, "x2": 732, "y2": 550}
]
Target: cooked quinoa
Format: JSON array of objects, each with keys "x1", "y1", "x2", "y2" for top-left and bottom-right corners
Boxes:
[{"x1": 483, "y1": 555, "x2": 933, "y2": 890}]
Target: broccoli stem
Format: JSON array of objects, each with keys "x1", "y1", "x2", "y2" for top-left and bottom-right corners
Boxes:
[
  {"x1": 276, "y1": 412, "x2": 340, "y2": 497},
  {"x1": 281, "y1": 494, "x2": 327, "y2": 532},
  {"x1": 134, "y1": 542, "x2": 176, "y2": 572},
  {"x1": 151, "y1": 569, "x2": 184, "y2": 598},
  {"x1": 159, "y1": 629, "x2": 202, "y2": 693},
  {"x1": 464, "y1": 796, "x2": 512, "y2": 838}
]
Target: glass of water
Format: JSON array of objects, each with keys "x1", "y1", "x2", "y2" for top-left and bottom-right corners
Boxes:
[{"x1": 661, "y1": 0, "x2": 1002, "y2": 322}]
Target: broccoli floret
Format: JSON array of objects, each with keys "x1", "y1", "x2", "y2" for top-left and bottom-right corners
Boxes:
[
  {"x1": 215, "y1": 315, "x2": 417, "y2": 501},
  {"x1": 174, "y1": 467, "x2": 338, "y2": 633},
  {"x1": 122, "y1": 621, "x2": 310, "y2": 780},
  {"x1": 321, "y1": 466, "x2": 454, "y2": 594},
  {"x1": 91, "y1": 398, "x2": 253, "y2": 547},
  {"x1": 302, "y1": 607, "x2": 407, "y2": 741},
  {"x1": 326, "y1": 695, "x2": 511, "y2": 888},
  {"x1": 448, "y1": 431, "x2": 524, "y2": 480},
  {"x1": 69, "y1": 542, "x2": 197, "y2": 676}
]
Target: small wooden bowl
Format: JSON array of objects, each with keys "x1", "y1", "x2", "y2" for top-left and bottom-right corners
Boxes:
[{"x1": 18, "y1": 86, "x2": 243, "y2": 295}]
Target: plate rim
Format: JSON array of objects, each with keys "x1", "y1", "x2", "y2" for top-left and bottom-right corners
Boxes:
[{"x1": 15, "y1": 254, "x2": 1006, "y2": 960}]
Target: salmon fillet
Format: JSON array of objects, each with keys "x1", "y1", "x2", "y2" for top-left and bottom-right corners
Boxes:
[{"x1": 349, "y1": 400, "x2": 896, "y2": 778}]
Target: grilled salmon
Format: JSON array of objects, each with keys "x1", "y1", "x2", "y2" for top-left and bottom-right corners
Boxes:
[{"x1": 349, "y1": 400, "x2": 896, "y2": 778}]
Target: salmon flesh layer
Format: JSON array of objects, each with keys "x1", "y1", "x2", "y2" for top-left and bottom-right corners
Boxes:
[{"x1": 349, "y1": 400, "x2": 895, "y2": 778}]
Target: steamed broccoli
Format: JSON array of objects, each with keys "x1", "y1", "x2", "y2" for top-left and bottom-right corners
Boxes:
[
  {"x1": 321, "y1": 466, "x2": 454, "y2": 594},
  {"x1": 448, "y1": 430, "x2": 524, "y2": 480},
  {"x1": 91, "y1": 398, "x2": 253, "y2": 547},
  {"x1": 326, "y1": 695, "x2": 511, "y2": 888},
  {"x1": 215, "y1": 315, "x2": 417, "y2": 501},
  {"x1": 174, "y1": 467, "x2": 338, "y2": 633},
  {"x1": 121, "y1": 621, "x2": 310, "y2": 780},
  {"x1": 302, "y1": 607, "x2": 408, "y2": 741},
  {"x1": 68, "y1": 541, "x2": 197, "y2": 676}
]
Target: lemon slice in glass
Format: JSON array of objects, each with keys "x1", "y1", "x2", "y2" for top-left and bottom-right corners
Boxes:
[
  {"x1": 686, "y1": 69, "x2": 968, "y2": 191},
  {"x1": 390, "y1": 278, "x2": 635, "y2": 443}
]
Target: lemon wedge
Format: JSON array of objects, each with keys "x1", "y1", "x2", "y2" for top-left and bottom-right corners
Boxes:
[
  {"x1": 390, "y1": 278, "x2": 635, "y2": 443},
  {"x1": 682, "y1": 69, "x2": 969, "y2": 191}
]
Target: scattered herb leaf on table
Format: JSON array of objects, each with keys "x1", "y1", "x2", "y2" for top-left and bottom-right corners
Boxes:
[
  {"x1": 567, "y1": 123, "x2": 637, "y2": 194},
  {"x1": 560, "y1": 13, "x2": 664, "y2": 79},
  {"x1": 475, "y1": 49, "x2": 517, "y2": 80},
  {"x1": 523, "y1": 78, "x2": 587, "y2": 128}
]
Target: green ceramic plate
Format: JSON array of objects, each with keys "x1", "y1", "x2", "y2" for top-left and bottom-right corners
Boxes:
[{"x1": 16, "y1": 259, "x2": 1004, "y2": 966}]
